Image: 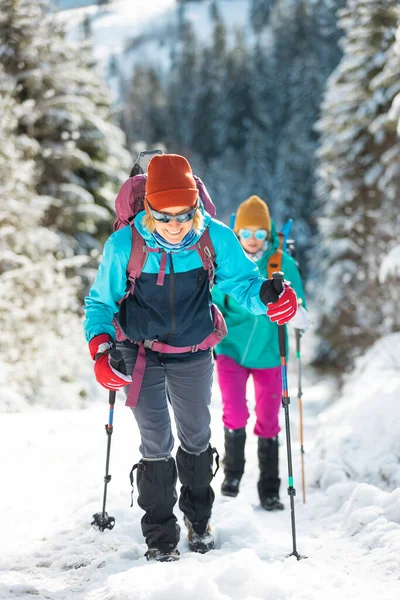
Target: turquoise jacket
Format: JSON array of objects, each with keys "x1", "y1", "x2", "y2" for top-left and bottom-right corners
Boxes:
[
  {"x1": 212, "y1": 221, "x2": 306, "y2": 369},
  {"x1": 84, "y1": 208, "x2": 269, "y2": 344}
]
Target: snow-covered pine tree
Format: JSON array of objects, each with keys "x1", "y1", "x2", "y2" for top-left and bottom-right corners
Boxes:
[
  {"x1": 0, "y1": 71, "x2": 90, "y2": 409},
  {"x1": 250, "y1": 0, "x2": 277, "y2": 33},
  {"x1": 243, "y1": 41, "x2": 275, "y2": 206},
  {"x1": 192, "y1": 16, "x2": 228, "y2": 161},
  {"x1": 369, "y1": 21, "x2": 400, "y2": 337},
  {"x1": 269, "y1": 0, "x2": 343, "y2": 256},
  {"x1": 125, "y1": 64, "x2": 167, "y2": 149},
  {"x1": 0, "y1": 0, "x2": 130, "y2": 252},
  {"x1": 225, "y1": 31, "x2": 253, "y2": 154},
  {"x1": 167, "y1": 18, "x2": 200, "y2": 153},
  {"x1": 314, "y1": 0, "x2": 400, "y2": 369}
]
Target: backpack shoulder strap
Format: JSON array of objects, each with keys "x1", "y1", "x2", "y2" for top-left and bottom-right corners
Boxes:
[
  {"x1": 197, "y1": 227, "x2": 216, "y2": 289},
  {"x1": 126, "y1": 223, "x2": 148, "y2": 295},
  {"x1": 267, "y1": 248, "x2": 283, "y2": 279}
]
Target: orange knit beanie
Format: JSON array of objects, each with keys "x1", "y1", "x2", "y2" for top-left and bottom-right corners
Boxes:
[
  {"x1": 145, "y1": 154, "x2": 198, "y2": 211},
  {"x1": 234, "y1": 195, "x2": 271, "y2": 232}
]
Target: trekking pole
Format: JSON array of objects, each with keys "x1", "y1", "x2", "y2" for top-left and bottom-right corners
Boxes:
[
  {"x1": 92, "y1": 349, "x2": 123, "y2": 532},
  {"x1": 272, "y1": 272, "x2": 304, "y2": 560},
  {"x1": 295, "y1": 328, "x2": 306, "y2": 504}
]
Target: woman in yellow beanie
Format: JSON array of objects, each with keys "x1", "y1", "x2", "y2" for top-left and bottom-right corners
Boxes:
[{"x1": 212, "y1": 195, "x2": 307, "y2": 510}]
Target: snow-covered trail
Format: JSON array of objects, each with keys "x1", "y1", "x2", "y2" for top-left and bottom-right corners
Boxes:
[{"x1": 1, "y1": 356, "x2": 400, "y2": 600}]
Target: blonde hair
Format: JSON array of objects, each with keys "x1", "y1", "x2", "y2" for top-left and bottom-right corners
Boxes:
[{"x1": 142, "y1": 207, "x2": 204, "y2": 235}]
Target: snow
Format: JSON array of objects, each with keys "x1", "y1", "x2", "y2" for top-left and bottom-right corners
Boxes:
[
  {"x1": 380, "y1": 245, "x2": 400, "y2": 283},
  {"x1": 312, "y1": 332, "x2": 400, "y2": 491},
  {"x1": 2, "y1": 328, "x2": 400, "y2": 599}
]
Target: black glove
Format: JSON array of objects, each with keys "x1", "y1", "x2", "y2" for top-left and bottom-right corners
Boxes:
[{"x1": 259, "y1": 280, "x2": 280, "y2": 306}]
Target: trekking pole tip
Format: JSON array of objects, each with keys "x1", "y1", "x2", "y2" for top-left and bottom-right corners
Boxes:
[
  {"x1": 289, "y1": 551, "x2": 307, "y2": 561},
  {"x1": 91, "y1": 512, "x2": 115, "y2": 532}
]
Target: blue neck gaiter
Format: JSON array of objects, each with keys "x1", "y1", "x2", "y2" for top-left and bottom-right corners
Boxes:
[{"x1": 152, "y1": 228, "x2": 198, "y2": 252}]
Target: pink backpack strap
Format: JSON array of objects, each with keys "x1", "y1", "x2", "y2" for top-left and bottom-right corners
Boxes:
[
  {"x1": 127, "y1": 223, "x2": 148, "y2": 295},
  {"x1": 197, "y1": 227, "x2": 216, "y2": 289}
]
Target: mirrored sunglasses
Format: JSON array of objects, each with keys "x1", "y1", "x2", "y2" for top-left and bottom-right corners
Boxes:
[
  {"x1": 147, "y1": 200, "x2": 198, "y2": 224},
  {"x1": 239, "y1": 228, "x2": 268, "y2": 241}
]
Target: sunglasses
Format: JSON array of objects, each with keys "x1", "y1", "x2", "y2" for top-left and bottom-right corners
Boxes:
[
  {"x1": 239, "y1": 228, "x2": 268, "y2": 241},
  {"x1": 146, "y1": 200, "x2": 198, "y2": 224}
]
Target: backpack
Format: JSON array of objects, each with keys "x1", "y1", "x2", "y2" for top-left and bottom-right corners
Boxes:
[{"x1": 267, "y1": 244, "x2": 283, "y2": 279}]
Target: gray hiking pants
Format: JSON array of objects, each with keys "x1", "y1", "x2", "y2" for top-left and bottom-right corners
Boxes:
[{"x1": 118, "y1": 342, "x2": 214, "y2": 458}]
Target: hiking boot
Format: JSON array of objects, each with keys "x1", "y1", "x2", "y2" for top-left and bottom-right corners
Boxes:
[
  {"x1": 261, "y1": 495, "x2": 284, "y2": 511},
  {"x1": 135, "y1": 457, "x2": 180, "y2": 553},
  {"x1": 221, "y1": 427, "x2": 246, "y2": 497},
  {"x1": 258, "y1": 436, "x2": 282, "y2": 509},
  {"x1": 184, "y1": 517, "x2": 214, "y2": 554},
  {"x1": 221, "y1": 475, "x2": 241, "y2": 497},
  {"x1": 176, "y1": 445, "x2": 216, "y2": 540},
  {"x1": 145, "y1": 548, "x2": 180, "y2": 562}
]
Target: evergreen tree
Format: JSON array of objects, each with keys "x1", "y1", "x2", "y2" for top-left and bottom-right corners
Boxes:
[
  {"x1": 192, "y1": 18, "x2": 228, "y2": 161},
  {"x1": 82, "y1": 14, "x2": 92, "y2": 40},
  {"x1": 366, "y1": 19, "x2": 400, "y2": 339},
  {"x1": 0, "y1": 0, "x2": 131, "y2": 406},
  {"x1": 369, "y1": 21, "x2": 400, "y2": 218},
  {"x1": 245, "y1": 42, "x2": 276, "y2": 212},
  {"x1": 269, "y1": 0, "x2": 343, "y2": 254},
  {"x1": 167, "y1": 19, "x2": 200, "y2": 152},
  {"x1": 0, "y1": 71, "x2": 89, "y2": 407},
  {"x1": 0, "y1": 0, "x2": 130, "y2": 250},
  {"x1": 125, "y1": 64, "x2": 167, "y2": 148},
  {"x1": 250, "y1": 0, "x2": 277, "y2": 33},
  {"x1": 314, "y1": 0, "x2": 400, "y2": 369},
  {"x1": 225, "y1": 31, "x2": 253, "y2": 153}
]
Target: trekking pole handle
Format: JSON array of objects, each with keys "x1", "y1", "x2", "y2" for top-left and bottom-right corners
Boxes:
[
  {"x1": 272, "y1": 271, "x2": 284, "y2": 296},
  {"x1": 109, "y1": 349, "x2": 123, "y2": 370},
  {"x1": 272, "y1": 271, "x2": 286, "y2": 357},
  {"x1": 108, "y1": 350, "x2": 124, "y2": 409}
]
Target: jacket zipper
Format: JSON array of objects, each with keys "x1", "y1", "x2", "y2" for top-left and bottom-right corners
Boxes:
[
  {"x1": 169, "y1": 254, "x2": 176, "y2": 335},
  {"x1": 158, "y1": 253, "x2": 175, "y2": 346},
  {"x1": 240, "y1": 317, "x2": 258, "y2": 365}
]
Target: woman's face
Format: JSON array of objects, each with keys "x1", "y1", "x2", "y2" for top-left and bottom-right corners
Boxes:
[
  {"x1": 153, "y1": 206, "x2": 194, "y2": 244},
  {"x1": 239, "y1": 226, "x2": 267, "y2": 254}
]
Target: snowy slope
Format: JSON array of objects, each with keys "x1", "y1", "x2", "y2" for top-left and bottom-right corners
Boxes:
[
  {"x1": 58, "y1": 0, "x2": 176, "y2": 69},
  {"x1": 312, "y1": 333, "x2": 400, "y2": 492},
  {"x1": 2, "y1": 334, "x2": 400, "y2": 599},
  {"x1": 58, "y1": 0, "x2": 252, "y2": 98}
]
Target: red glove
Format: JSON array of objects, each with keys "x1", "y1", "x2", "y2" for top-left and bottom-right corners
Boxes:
[
  {"x1": 89, "y1": 334, "x2": 132, "y2": 391},
  {"x1": 266, "y1": 284, "x2": 298, "y2": 326}
]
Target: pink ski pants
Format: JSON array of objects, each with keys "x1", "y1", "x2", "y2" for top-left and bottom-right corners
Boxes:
[{"x1": 215, "y1": 355, "x2": 282, "y2": 439}]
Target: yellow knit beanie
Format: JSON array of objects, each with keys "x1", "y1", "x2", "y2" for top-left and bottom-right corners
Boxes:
[{"x1": 234, "y1": 195, "x2": 271, "y2": 232}]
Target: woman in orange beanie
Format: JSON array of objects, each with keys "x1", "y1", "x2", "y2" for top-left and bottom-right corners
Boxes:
[
  {"x1": 84, "y1": 156, "x2": 299, "y2": 561},
  {"x1": 213, "y1": 195, "x2": 307, "y2": 510}
]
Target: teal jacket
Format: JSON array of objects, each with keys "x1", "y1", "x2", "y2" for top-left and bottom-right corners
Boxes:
[
  {"x1": 84, "y1": 207, "x2": 269, "y2": 344},
  {"x1": 212, "y1": 221, "x2": 306, "y2": 369}
]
